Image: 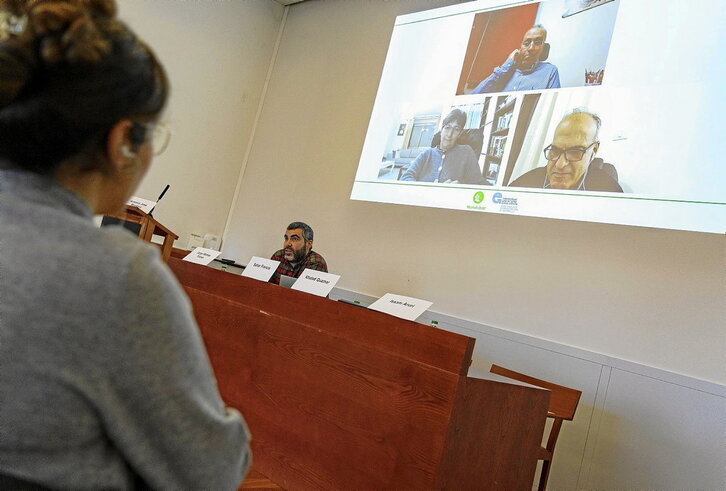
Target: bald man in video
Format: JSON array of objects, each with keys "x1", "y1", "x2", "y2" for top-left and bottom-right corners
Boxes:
[
  {"x1": 509, "y1": 110, "x2": 622, "y2": 192},
  {"x1": 471, "y1": 25, "x2": 560, "y2": 94}
]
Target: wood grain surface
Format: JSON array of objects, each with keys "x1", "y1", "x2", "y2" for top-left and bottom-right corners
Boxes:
[{"x1": 170, "y1": 259, "x2": 549, "y2": 490}]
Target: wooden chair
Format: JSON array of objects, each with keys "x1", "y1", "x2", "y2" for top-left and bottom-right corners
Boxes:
[{"x1": 490, "y1": 364, "x2": 582, "y2": 491}]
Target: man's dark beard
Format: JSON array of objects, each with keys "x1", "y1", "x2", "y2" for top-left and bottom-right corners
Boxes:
[{"x1": 289, "y1": 247, "x2": 308, "y2": 264}]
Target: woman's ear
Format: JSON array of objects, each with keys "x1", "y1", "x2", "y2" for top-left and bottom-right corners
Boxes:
[{"x1": 106, "y1": 119, "x2": 136, "y2": 171}]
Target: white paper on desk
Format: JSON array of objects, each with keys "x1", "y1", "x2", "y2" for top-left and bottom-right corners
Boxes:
[
  {"x1": 241, "y1": 256, "x2": 279, "y2": 281},
  {"x1": 126, "y1": 196, "x2": 156, "y2": 213},
  {"x1": 368, "y1": 293, "x2": 433, "y2": 321},
  {"x1": 183, "y1": 247, "x2": 222, "y2": 265},
  {"x1": 291, "y1": 269, "x2": 340, "y2": 297}
]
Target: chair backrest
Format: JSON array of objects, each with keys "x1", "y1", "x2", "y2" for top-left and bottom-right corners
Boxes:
[
  {"x1": 490, "y1": 364, "x2": 581, "y2": 421},
  {"x1": 589, "y1": 157, "x2": 619, "y2": 183},
  {"x1": 430, "y1": 127, "x2": 485, "y2": 157},
  {"x1": 490, "y1": 364, "x2": 581, "y2": 491},
  {"x1": 540, "y1": 42, "x2": 550, "y2": 61}
]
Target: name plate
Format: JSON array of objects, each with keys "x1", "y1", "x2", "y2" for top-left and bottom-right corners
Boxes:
[
  {"x1": 126, "y1": 196, "x2": 157, "y2": 213},
  {"x1": 368, "y1": 293, "x2": 433, "y2": 321},
  {"x1": 183, "y1": 247, "x2": 222, "y2": 265},
  {"x1": 291, "y1": 269, "x2": 340, "y2": 297},
  {"x1": 241, "y1": 256, "x2": 280, "y2": 281}
]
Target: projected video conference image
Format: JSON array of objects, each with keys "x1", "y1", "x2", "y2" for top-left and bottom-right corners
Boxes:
[{"x1": 351, "y1": 0, "x2": 725, "y2": 234}]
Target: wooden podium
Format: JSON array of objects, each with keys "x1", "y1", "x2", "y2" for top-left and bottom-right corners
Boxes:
[
  {"x1": 169, "y1": 259, "x2": 550, "y2": 490},
  {"x1": 103, "y1": 205, "x2": 178, "y2": 261}
]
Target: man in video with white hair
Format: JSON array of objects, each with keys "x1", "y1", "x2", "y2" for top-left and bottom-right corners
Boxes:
[{"x1": 509, "y1": 109, "x2": 623, "y2": 192}]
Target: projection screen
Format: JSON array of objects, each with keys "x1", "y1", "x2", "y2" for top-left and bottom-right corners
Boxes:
[{"x1": 351, "y1": 0, "x2": 725, "y2": 234}]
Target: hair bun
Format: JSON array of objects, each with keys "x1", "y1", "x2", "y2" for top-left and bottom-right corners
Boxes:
[
  {"x1": 0, "y1": 2, "x2": 34, "y2": 107},
  {"x1": 0, "y1": 44, "x2": 34, "y2": 107},
  {"x1": 30, "y1": 0, "x2": 115, "y2": 63},
  {"x1": 0, "y1": 0, "x2": 119, "y2": 108},
  {"x1": 85, "y1": 0, "x2": 117, "y2": 19}
]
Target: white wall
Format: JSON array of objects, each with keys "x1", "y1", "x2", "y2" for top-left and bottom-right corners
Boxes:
[
  {"x1": 119, "y1": 0, "x2": 725, "y2": 487},
  {"x1": 537, "y1": 0, "x2": 620, "y2": 88},
  {"x1": 117, "y1": 0, "x2": 285, "y2": 247},
  {"x1": 222, "y1": 0, "x2": 725, "y2": 386},
  {"x1": 329, "y1": 288, "x2": 726, "y2": 490}
]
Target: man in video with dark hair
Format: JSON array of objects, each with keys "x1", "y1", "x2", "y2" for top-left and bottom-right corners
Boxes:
[
  {"x1": 270, "y1": 222, "x2": 328, "y2": 285},
  {"x1": 471, "y1": 25, "x2": 560, "y2": 94},
  {"x1": 509, "y1": 110, "x2": 623, "y2": 192},
  {"x1": 399, "y1": 108, "x2": 483, "y2": 184}
]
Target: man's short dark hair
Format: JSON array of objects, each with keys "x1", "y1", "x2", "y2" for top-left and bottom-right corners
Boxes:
[
  {"x1": 442, "y1": 108, "x2": 467, "y2": 129},
  {"x1": 287, "y1": 222, "x2": 313, "y2": 242}
]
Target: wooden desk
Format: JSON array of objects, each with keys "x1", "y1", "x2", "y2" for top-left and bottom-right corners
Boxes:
[
  {"x1": 169, "y1": 259, "x2": 549, "y2": 490},
  {"x1": 240, "y1": 468, "x2": 282, "y2": 490},
  {"x1": 103, "y1": 206, "x2": 178, "y2": 261}
]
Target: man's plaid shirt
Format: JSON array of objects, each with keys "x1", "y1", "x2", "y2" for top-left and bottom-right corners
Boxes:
[{"x1": 269, "y1": 249, "x2": 328, "y2": 285}]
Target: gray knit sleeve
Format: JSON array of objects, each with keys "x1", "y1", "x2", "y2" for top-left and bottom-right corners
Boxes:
[{"x1": 94, "y1": 246, "x2": 251, "y2": 489}]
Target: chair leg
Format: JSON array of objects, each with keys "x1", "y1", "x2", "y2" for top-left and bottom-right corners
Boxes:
[
  {"x1": 538, "y1": 419, "x2": 563, "y2": 491},
  {"x1": 538, "y1": 459, "x2": 552, "y2": 491}
]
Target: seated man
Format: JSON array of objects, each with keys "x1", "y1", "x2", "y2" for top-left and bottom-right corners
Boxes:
[
  {"x1": 471, "y1": 25, "x2": 560, "y2": 94},
  {"x1": 399, "y1": 108, "x2": 483, "y2": 184},
  {"x1": 270, "y1": 222, "x2": 328, "y2": 285},
  {"x1": 509, "y1": 109, "x2": 623, "y2": 192}
]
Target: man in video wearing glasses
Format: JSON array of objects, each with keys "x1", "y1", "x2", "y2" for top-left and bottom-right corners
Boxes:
[
  {"x1": 399, "y1": 108, "x2": 484, "y2": 185},
  {"x1": 471, "y1": 25, "x2": 560, "y2": 94},
  {"x1": 509, "y1": 110, "x2": 623, "y2": 192}
]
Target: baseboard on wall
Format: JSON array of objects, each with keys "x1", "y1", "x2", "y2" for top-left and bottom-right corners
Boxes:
[{"x1": 330, "y1": 286, "x2": 724, "y2": 396}]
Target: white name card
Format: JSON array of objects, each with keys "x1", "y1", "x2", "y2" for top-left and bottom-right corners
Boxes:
[
  {"x1": 126, "y1": 196, "x2": 156, "y2": 213},
  {"x1": 291, "y1": 269, "x2": 340, "y2": 297},
  {"x1": 241, "y1": 256, "x2": 279, "y2": 282},
  {"x1": 183, "y1": 247, "x2": 222, "y2": 265},
  {"x1": 368, "y1": 293, "x2": 433, "y2": 321}
]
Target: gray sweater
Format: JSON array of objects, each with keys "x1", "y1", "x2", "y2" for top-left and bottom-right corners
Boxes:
[{"x1": 0, "y1": 170, "x2": 251, "y2": 489}]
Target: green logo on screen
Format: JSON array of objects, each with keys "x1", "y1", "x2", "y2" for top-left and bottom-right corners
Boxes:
[{"x1": 473, "y1": 191, "x2": 485, "y2": 204}]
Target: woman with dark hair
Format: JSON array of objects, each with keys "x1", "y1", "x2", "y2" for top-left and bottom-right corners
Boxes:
[
  {"x1": 0, "y1": 1, "x2": 250, "y2": 488},
  {"x1": 399, "y1": 108, "x2": 484, "y2": 184}
]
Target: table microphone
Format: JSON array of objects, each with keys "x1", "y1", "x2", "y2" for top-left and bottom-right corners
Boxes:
[{"x1": 148, "y1": 184, "x2": 170, "y2": 217}]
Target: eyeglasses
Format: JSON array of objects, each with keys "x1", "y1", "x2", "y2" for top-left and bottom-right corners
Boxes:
[
  {"x1": 137, "y1": 122, "x2": 172, "y2": 156},
  {"x1": 147, "y1": 122, "x2": 172, "y2": 156},
  {"x1": 543, "y1": 141, "x2": 597, "y2": 162},
  {"x1": 522, "y1": 39, "x2": 544, "y2": 47},
  {"x1": 442, "y1": 124, "x2": 463, "y2": 133}
]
